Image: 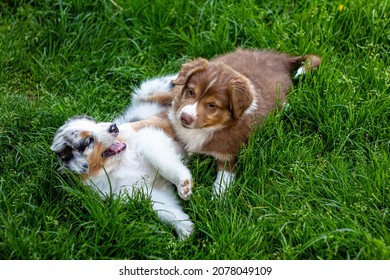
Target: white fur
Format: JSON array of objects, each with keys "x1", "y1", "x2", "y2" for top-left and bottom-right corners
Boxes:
[
  {"x1": 243, "y1": 84, "x2": 258, "y2": 115},
  {"x1": 203, "y1": 77, "x2": 217, "y2": 94},
  {"x1": 132, "y1": 74, "x2": 178, "y2": 104},
  {"x1": 52, "y1": 118, "x2": 194, "y2": 240},
  {"x1": 95, "y1": 124, "x2": 194, "y2": 239},
  {"x1": 114, "y1": 102, "x2": 165, "y2": 125},
  {"x1": 114, "y1": 74, "x2": 177, "y2": 124},
  {"x1": 168, "y1": 109, "x2": 214, "y2": 152},
  {"x1": 180, "y1": 102, "x2": 198, "y2": 120},
  {"x1": 212, "y1": 171, "x2": 235, "y2": 199},
  {"x1": 294, "y1": 66, "x2": 305, "y2": 78}
]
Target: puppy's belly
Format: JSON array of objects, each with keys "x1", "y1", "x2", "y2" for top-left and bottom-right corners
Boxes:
[
  {"x1": 89, "y1": 157, "x2": 166, "y2": 195},
  {"x1": 114, "y1": 161, "x2": 165, "y2": 189}
]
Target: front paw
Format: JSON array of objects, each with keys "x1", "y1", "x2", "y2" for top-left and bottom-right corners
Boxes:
[
  {"x1": 178, "y1": 178, "x2": 193, "y2": 200},
  {"x1": 211, "y1": 171, "x2": 235, "y2": 200}
]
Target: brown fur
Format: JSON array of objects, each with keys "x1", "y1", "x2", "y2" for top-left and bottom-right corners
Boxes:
[
  {"x1": 145, "y1": 49, "x2": 321, "y2": 175},
  {"x1": 130, "y1": 111, "x2": 176, "y2": 138},
  {"x1": 176, "y1": 49, "x2": 319, "y2": 171},
  {"x1": 79, "y1": 130, "x2": 108, "y2": 178},
  {"x1": 80, "y1": 130, "x2": 91, "y2": 138},
  {"x1": 81, "y1": 142, "x2": 107, "y2": 179}
]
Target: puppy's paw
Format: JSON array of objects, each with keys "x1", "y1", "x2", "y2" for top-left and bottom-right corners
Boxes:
[
  {"x1": 177, "y1": 220, "x2": 195, "y2": 241},
  {"x1": 178, "y1": 178, "x2": 193, "y2": 200},
  {"x1": 211, "y1": 171, "x2": 235, "y2": 200},
  {"x1": 211, "y1": 180, "x2": 226, "y2": 200}
]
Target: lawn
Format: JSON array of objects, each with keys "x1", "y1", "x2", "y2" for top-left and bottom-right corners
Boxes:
[{"x1": 0, "y1": 0, "x2": 388, "y2": 259}]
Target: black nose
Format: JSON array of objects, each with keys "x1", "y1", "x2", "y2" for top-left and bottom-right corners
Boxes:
[{"x1": 108, "y1": 124, "x2": 119, "y2": 134}]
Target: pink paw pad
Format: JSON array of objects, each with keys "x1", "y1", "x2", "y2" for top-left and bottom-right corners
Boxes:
[{"x1": 178, "y1": 178, "x2": 193, "y2": 200}]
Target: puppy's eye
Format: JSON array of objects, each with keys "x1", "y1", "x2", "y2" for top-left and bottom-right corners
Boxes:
[
  {"x1": 86, "y1": 136, "x2": 95, "y2": 148},
  {"x1": 87, "y1": 136, "x2": 94, "y2": 145},
  {"x1": 83, "y1": 137, "x2": 94, "y2": 147},
  {"x1": 207, "y1": 103, "x2": 217, "y2": 110},
  {"x1": 76, "y1": 137, "x2": 94, "y2": 153},
  {"x1": 183, "y1": 88, "x2": 195, "y2": 99}
]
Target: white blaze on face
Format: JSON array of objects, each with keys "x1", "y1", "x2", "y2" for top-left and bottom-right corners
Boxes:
[
  {"x1": 179, "y1": 102, "x2": 198, "y2": 120},
  {"x1": 203, "y1": 77, "x2": 217, "y2": 94}
]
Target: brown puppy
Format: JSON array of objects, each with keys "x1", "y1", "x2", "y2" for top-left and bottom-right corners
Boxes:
[{"x1": 145, "y1": 48, "x2": 321, "y2": 197}]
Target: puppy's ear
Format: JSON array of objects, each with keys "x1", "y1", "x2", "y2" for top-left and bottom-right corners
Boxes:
[
  {"x1": 228, "y1": 77, "x2": 255, "y2": 120},
  {"x1": 173, "y1": 58, "x2": 209, "y2": 85},
  {"x1": 51, "y1": 144, "x2": 89, "y2": 174}
]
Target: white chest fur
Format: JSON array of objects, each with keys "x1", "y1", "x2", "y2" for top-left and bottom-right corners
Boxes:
[{"x1": 168, "y1": 109, "x2": 214, "y2": 153}]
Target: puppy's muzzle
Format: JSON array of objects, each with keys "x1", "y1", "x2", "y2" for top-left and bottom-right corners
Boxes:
[{"x1": 180, "y1": 113, "x2": 194, "y2": 127}]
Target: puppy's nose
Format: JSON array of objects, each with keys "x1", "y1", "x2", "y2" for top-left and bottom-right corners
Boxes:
[
  {"x1": 180, "y1": 113, "x2": 193, "y2": 126},
  {"x1": 108, "y1": 123, "x2": 119, "y2": 134}
]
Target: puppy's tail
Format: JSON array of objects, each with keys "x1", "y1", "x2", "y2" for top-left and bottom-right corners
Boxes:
[{"x1": 292, "y1": 54, "x2": 321, "y2": 78}]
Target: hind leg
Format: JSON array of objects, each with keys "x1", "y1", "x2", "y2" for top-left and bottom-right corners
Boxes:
[{"x1": 113, "y1": 74, "x2": 177, "y2": 124}]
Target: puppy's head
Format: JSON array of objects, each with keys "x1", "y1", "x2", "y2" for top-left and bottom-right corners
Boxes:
[
  {"x1": 171, "y1": 58, "x2": 255, "y2": 130},
  {"x1": 51, "y1": 116, "x2": 126, "y2": 176}
]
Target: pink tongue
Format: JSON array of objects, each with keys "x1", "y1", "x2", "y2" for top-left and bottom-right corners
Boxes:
[
  {"x1": 102, "y1": 141, "x2": 126, "y2": 158},
  {"x1": 110, "y1": 141, "x2": 125, "y2": 152}
]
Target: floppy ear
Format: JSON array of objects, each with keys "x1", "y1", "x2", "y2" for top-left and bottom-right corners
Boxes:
[
  {"x1": 51, "y1": 143, "x2": 89, "y2": 174},
  {"x1": 228, "y1": 77, "x2": 255, "y2": 120},
  {"x1": 173, "y1": 58, "x2": 209, "y2": 85}
]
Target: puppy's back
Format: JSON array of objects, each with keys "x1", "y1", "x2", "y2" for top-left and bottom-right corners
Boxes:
[{"x1": 212, "y1": 49, "x2": 320, "y2": 117}]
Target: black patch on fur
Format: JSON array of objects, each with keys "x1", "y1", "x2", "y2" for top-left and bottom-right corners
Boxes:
[{"x1": 57, "y1": 145, "x2": 74, "y2": 163}]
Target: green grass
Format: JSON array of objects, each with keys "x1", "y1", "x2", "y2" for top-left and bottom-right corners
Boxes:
[{"x1": 0, "y1": 0, "x2": 388, "y2": 259}]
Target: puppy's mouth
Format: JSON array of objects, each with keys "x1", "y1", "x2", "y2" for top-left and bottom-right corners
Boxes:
[
  {"x1": 180, "y1": 121, "x2": 193, "y2": 129},
  {"x1": 101, "y1": 140, "x2": 126, "y2": 158}
]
